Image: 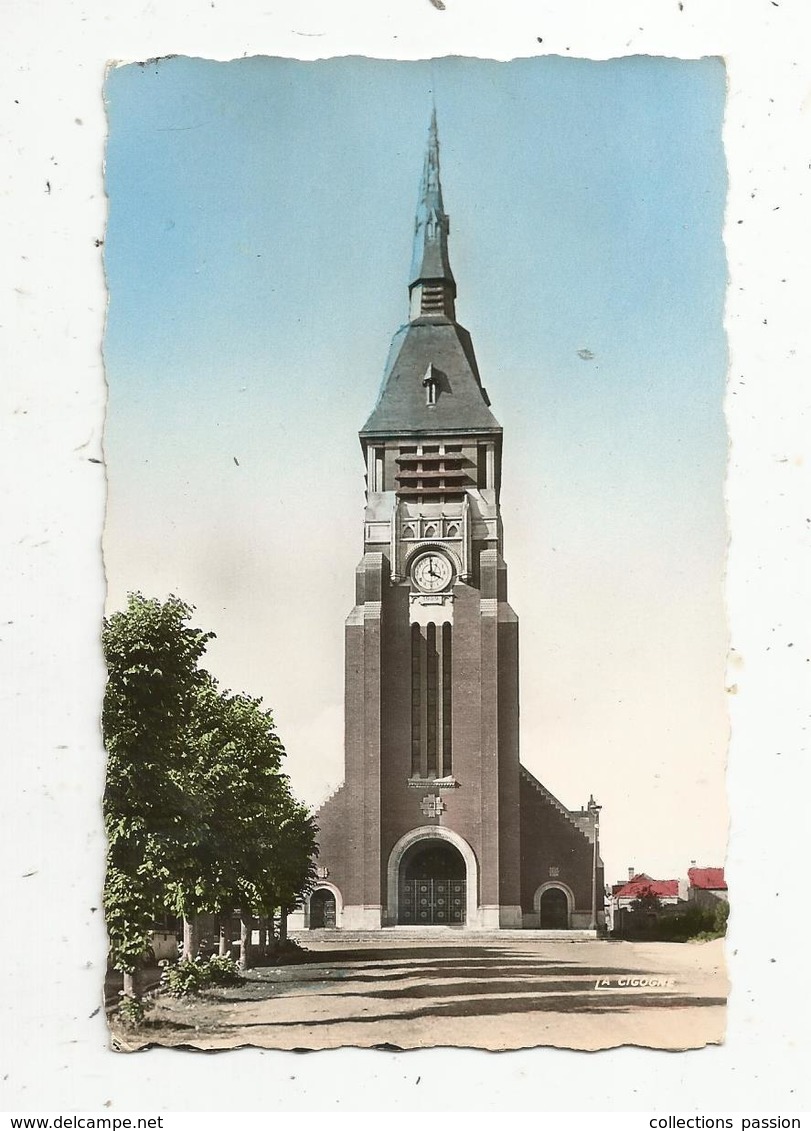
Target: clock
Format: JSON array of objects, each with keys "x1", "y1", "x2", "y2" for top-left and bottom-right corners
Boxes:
[{"x1": 412, "y1": 551, "x2": 453, "y2": 593}]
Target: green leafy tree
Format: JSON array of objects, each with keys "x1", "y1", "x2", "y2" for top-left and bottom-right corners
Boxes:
[
  {"x1": 103, "y1": 593, "x2": 214, "y2": 984},
  {"x1": 712, "y1": 898, "x2": 730, "y2": 935},
  {"x1": 103, "y1": 591, "x2": 319, "y2": 990},
  {"x1": 165, "y1": 680, "x2": 294, "y2": 962},
  {"x1": 235, "y1": 789, "x2": 319, "y2": 950},
  {"x1": 199, "y1": 689, "x2": 317, "y2": 965},
  {"x1": 269, "y1": 795, "x2": 319, "y2": 944}
]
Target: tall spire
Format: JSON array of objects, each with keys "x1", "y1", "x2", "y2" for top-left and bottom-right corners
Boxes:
[
  {"x1": 361, "y1": 105, "x2": 499, "y2": 438},
  {"x1": 408, "y1": 108, "x2": 456, "y2": 321}
]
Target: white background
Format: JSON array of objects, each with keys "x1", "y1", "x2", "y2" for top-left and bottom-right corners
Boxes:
[{"x1": 1, "y1": 0, "x2": 809, "y2": 1113}]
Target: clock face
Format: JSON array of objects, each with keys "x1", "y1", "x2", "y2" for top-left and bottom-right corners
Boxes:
[{"x1": 412, "y1": 552, "x2": 453, "y2": 593}]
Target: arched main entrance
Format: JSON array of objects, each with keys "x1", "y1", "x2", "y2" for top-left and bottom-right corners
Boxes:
[
  {"x1": 398, "y1": 840, "x2": 466, "y2": 925},
  {"x1": 387, "y1": 826, "x2": 479, "y2": 926},
  {"x1": 309, "y1": 887, "x2": 338, "y2": 929},
  {"x1": 539, "y1": 886, "x2": 570, "y2": 929}
]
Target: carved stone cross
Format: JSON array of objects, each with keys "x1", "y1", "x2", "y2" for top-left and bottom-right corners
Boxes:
[{"x1": 420, "y1": 794, "x2": 446, "y2": 819}]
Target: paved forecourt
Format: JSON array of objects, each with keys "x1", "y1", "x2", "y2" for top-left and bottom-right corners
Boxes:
[{"x1": 114, "y1": 934, "x2": 727, "y2": 1052}]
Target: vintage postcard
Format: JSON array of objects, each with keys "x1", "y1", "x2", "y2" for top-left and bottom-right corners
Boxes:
[{"x1": 101, "y1": 54, "x2": 729, "y2": 1051}]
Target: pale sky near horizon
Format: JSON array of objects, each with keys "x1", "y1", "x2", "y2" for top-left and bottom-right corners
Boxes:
[{"x1": 103, "y1": 54, "x2": 728, "y2": 887}]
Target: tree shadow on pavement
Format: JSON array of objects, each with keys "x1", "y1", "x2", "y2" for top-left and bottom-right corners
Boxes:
[{"x1": 216, "y1": 991, "x2": 728, "y2": 1029}]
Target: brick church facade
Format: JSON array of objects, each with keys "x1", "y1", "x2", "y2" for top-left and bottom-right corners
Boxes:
[{"x1": 291, "y1": 113, "x2": 604, "y2": 932}]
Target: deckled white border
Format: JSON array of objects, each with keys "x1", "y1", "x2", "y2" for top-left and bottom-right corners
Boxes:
[{"x1": 2, "y1": 0, "x2": 809, "y2": 1113}]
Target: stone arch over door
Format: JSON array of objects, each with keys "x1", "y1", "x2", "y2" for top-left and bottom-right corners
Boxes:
[
  {"x1": 386, "y1": 826, "x2": 478, "y2": 926},
  {"x1": 305, "y1": 882, "x2": 343, "y2": 929},
  {"x1": 533, "y1": 881, "x2": 574, "y2": 929}
]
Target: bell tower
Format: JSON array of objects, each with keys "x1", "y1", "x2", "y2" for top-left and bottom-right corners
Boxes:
[
  {"x1": 319, "y1": 110, "x2": 521, "y2": 929},
  {"x1": 299, "y1": 111, "x2": 602, "y2": 933}
]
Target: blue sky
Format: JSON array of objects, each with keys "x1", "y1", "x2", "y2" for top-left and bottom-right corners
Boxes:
[{"x1": 103, "y1": 55, "x2": 728, "y2": 884}]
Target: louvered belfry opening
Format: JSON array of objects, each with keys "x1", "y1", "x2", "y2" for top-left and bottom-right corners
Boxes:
[
  {"x1": 395, "y1": 449, "x2": 471, "y2": 500},
  {"x1": 420, "y1": 282, "x2": 451, "y2": 316},
  {"x1": 411, "y1": 621, "x2": 453, "y2": 779}
]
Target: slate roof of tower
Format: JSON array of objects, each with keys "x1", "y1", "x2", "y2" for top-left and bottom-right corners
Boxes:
[
  {"x1": 361, "y1": 110, "x2": 500, "y2": 438},
  {"x1": 361, "y1": 318, "x2": 501, "y2": 437}
]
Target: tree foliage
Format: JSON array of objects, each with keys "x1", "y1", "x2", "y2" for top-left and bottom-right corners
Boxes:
[
  {"x1": 164, "y1": 679, "x2": 316, "y2": 924},
  {"x1": 630, "y1": 884, "x2": 664, "y2": 915},
  {"x1": 103, "y1": 593, "x2": 213, "y2": 971},
  {"x1": 102, "y1": 593, "x2": 317, "y2": 975}
]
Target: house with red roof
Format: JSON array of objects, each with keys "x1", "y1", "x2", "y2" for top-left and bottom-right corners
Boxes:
[
  {"x1": 608, "y1": 865, "x2": 728, "y2": 935},
  {"x1": 608, "y1": 870, "x2": 685, "y2": 933},
  {"x1": 688, "y1": 866, "x2": 728, "y2": 909},
  {"x1": 612, "y1": 872, "x2": 682, "y2": 902}
]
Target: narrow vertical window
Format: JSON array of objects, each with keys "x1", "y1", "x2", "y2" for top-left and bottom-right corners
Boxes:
[
  {"x1": 411, "y1": 624, "x2": 421, "y2": 777},
  {"x1": 411, "y1": 622, "x2": 451, "y2": 781},
  {"x1": 374, "y1": 447, "x2": 385, "y2": 491},
  {"x1": 477, "y1": 443, "x2": 487, "y2": 489},
  {"x1": 426, "y1": 623, "x2": 438, "y2": 778},
  {"x1": 442, "y1": 622, "x2": 453, "y2": 776}
]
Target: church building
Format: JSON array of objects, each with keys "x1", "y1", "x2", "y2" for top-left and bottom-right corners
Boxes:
[{"x1": 292, "y1": 113, "x2": 604, "y2": 932}]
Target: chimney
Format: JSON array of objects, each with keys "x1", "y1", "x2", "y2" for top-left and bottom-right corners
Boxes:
[{"x1": 628, "y1": 866, "x2": 634, "y2": 880}]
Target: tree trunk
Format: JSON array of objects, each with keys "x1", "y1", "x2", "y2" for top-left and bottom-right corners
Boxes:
[
  {"x1": 279, "y1": 908, "x2": 288, "y2": 945},
  {"x1": 258, "y1": 917, "x2": 267, "y2": 960},
  {"x1": 268, "y1": 909, "x2": 276, "y2": 948},
  {"x1": 182, "y1": 914, "x2": 199, "y2": 961},
  {"x1": 218, "y1": 917, "x2": 229, "y2": 957},
  {"x1": 239, "y1": 913, "x2": 253, "y2": 971},
  {"x1": 123, "y1": 971, "x2": 135, "y2": 997}
]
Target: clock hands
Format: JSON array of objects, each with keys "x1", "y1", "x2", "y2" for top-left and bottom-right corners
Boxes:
[{"x1": 413, "y1": 553, "x2": 450, "y2": 591}]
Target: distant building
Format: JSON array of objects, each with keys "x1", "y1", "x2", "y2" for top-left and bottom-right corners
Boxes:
[
  {"x1": 609, "y1": 871, "x2": 679, "y2": 930},
  {"x1": 609, "y1": 866, "x2": 727, "y2": 934},
  {"x1": 612, "y1": 871, "x2": 683, "y2": 908},
  {"x1": 688, "y1": 867, "x2": 728, "y2": 908},
  {"x1": 289, "y1": 113, "x2": 603, "y2": 932}
]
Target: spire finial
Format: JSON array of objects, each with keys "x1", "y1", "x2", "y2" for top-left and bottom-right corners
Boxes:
[{"x1": 408, "y1": 107, "x2": 456, "y2": 320}]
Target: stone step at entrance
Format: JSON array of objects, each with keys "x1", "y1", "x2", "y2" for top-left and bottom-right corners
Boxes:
[{"x1": 290, "y1": 928, "x2": 600, "y2": 943}]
